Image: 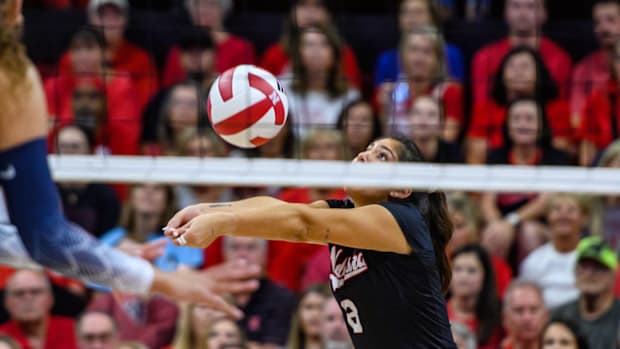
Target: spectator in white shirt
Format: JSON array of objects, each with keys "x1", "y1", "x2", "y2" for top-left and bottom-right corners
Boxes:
[{"x1": 520, "y1": 193, "x2": 591, "y2": 309}]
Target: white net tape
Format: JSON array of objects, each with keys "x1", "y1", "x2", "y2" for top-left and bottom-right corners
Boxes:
[{"x1": 49, "y1": 155, "x2": 620, "y2": 194}]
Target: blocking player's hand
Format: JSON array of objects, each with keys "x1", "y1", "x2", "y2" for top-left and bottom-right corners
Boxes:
[{"x1": 151, "y1": 259, "x2": 260, "y2": 319}]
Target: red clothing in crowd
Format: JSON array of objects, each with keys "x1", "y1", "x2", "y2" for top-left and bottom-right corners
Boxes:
[
  {"x1": 41, "y1": 0, "x2": 87, "y2": 8},
  {"x1": 89, "y1": 293, "x2": 179, "y2": 349},
  {"x1": 60, "y1": 39, "x2": 158, "y2": 110},
  {"x1": 571, "y1": 50, "x2": 610, "y2": 116},
  {"x1": 468, "y1": 99, "x2": 572, "y2": 149},
  {"x1": 579, "y1": 80, "x2": 620, "y2": 151},
  {"x1": 471, "y1": 37, "x2": 573, "y2": 104},
  {"x1": 446, "y1": 301, "x2": 503, "y2": 349},
  {"x1": 162, "y1": 34, "x2": 256, "y2": 88},
  {"x1": 0, "y1": 316, "x2": 77, "y2": 349},
  {"x1": 45, "y1": 75, "x2": 141, "y2": 155},
  {"x1": 491, "y1": 255, "x2": 513, "y2": 299},
  {"x1": 260, "y1": 42, "x2": 362, "y2": 88},
  {"x1": 267, "y1": 188, "x2": 347, "y2": 291}
]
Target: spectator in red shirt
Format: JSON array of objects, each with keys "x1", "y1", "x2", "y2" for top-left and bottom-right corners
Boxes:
[
  {"x1": 448, "y1": 244, "x2": 502, "y2": 349},
  {"x1": 76, "y1": 311, "x2": 120, "y2": 349},
  {"x1": 571, "y1": 0, "x2": 620, "y2": 118},
  {"x1": 58, "y1": 0, "x2": 158, "y2": 111},
  {"x1": 471, "y1": 0, "x2": 572, "y2": 104},
  {"x1": 376, "y1": 26, "x2": 463, "y2": 141},
  {"x1": 480, "y1": 99, "x2": 571, "y2": 264},
  {"x1": 46, "y1": 27, "x2": 141, "y2": 155},
  {"x1": 0, "y1": 269, "x2": 77, "y2": 349},
  {"x1": 579, "y1": 39, "x2": 620, "y2": 165},
  {"x1": 500, "y1": 280, "x2": 549, "y2": 349},
  {"x1": 162, "y1": 0, "x2": 255, "y2": 88},
  {"x1": 467, "y1": 46, "x2": 572, "y2": 164},
  {"x1": 259, "y1": 0, "x2": 361, "y2": 89}
]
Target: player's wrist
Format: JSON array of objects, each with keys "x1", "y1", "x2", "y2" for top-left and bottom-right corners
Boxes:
[{"x1": 150, "y1": 269, "x2": 173, "y2": 296}]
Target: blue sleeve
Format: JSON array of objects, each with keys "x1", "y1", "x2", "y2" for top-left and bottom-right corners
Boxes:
[
  {"x1": 375, "y1": 50, "x2": 400, "y2": 86},
  {"x1": 446, "y1": 44, "x2": 465, "y2": 82},
  {"x1": 0, "y1": 139, "x2": 154, "y2": 294}
]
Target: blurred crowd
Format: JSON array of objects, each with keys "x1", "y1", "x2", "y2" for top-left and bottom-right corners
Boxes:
[{"x1": 1, "y1": 0, "x2": 620, "y2": 348}]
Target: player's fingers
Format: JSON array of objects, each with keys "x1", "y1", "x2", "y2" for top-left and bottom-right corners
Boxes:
[
  {"x1": 203, "y1": 292, "x2": 244, "y2": 320},
  {"x1": 214, "y1": 279, "x2": 260, "y2": 295}
]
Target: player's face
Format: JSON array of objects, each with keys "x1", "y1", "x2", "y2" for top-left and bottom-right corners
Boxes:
[
  {"x1": 546, "y1": 196, "x2": 584, "y2": 239},
  {"x1": 400, "y1": 34, "x2": 437, "y2": 81},
  {"x1": 399, "y1": 0, "x2": 432, "y2": 32},
  {"x1": 450, "y1": 252, "x2": 484, "y2": 298},
  {"x1": 507, "y1": 100, "x2": 540, "y2": 146},
  {"x1": 299, "y1": 291, "x2": 327, "y2": 337},
  {"x1": 346, "y1": 138, "x2": 402, "y2": 202},
  {"x1": 503, "y1": 52, "x2": 537, "y2": 96},
  {"x1": 300, "y1": 31, "x2": 334, "y2": 73},
  {"x1": 343, "y1": 102, "x2": 375, "y2": 152},
  {"x1": 541, "y1": 323, "x2": 578, "y2": 349},
  {"x1": 575, "y1": 259, "x2": 615, "y2": 296},
  {"x1": 409, "y1": 96, "x2": 442, "y2": 141},
  {"x1": 593, "y1": 3, "x2": 620, "y2": 49},
  {"x1": 205, "y1": 319, "x2": 243, "y2": 349},
  {"x1": 505, "y1": 0, "x2": 545, "y2": 35},
  {"x1": 503, "y1": 287, "x2": 548, "y2": 342}
]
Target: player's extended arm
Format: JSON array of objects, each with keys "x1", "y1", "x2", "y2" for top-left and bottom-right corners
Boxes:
[
  {"x1": 169, "y1": 203, "x2": 411, "y2": 254},
  {"x1": 165, "y1": 196, "x2": 328, "y2": 231}
]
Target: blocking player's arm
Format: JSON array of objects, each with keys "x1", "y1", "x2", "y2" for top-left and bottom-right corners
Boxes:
[{"x1": 174, "y1": 203, "x2": 412, "y2": 254}]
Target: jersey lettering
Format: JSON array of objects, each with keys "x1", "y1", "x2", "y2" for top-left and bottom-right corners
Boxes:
[{"x1": 340, "y1": 299, "x2": 363, "y2": 334}]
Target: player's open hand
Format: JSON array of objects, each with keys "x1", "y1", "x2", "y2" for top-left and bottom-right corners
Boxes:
[
  {"x1": 151, "y1": 259, "x2": 260, "y2": 319},
  {"x1": 170, "y1": 212, "x2": 236, "y2": 248}
]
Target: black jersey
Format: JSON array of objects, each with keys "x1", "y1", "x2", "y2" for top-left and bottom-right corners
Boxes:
[{"x1": 326, "y1": 199, "x2": 456, "y2": 349}]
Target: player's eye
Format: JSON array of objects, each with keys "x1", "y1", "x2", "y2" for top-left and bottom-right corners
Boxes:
[{"x1": 378, "y1": 152, "x2": 388, "y2": 161}]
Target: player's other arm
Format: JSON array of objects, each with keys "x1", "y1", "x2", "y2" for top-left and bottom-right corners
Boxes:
[{"x1": 171, "y1": 203, "x2": 411, "y2": 254}]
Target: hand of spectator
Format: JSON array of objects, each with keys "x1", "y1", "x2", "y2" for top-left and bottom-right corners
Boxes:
[
  {"x1": 481, "y1": 219, "x2": 515, "y2": 259},
  {"x1": 117, "y1": 238, "x2": 168, "y2": 262},
  {"x1": 150, "y1": 259, "x2": 260, "y2": 319}
]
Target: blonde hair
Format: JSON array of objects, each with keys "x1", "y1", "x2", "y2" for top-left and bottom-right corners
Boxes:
[
  {"x1": 0, "y1": 0, "x2": 29, "y2": 94},
  {"x1": 399, "y1": 25, "x2": 448, "y2": 84},
  {"x1": 285, "y1": 284, "x2": 331, "y2": 349},
  {"x1": 299, "y1": 129, "x2": 345, "y2": 160},
  {"x1": 171, "y1": 303, "x2": 196, "y2": 349},
  {"x1": 175, "y1": 127, "x2": 227, "y2": 157},
  {"x1": 118, "y1": 342, "x2": 149, "y2": 349},
  {"x1": 598, "y1": 140, "x2": 620, "y2": 168},
  {"x1": 201, "y1": 317, "x2": 246, "y2": 349}
]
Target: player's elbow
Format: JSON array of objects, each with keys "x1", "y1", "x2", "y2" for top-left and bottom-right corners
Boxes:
[{"x1": 287, "y1": 205, "x2": 329, "y2": 244}]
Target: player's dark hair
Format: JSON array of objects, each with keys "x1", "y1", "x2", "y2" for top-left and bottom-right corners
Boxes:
[
  {"x1": 451, "y1": 244, "x2": 501, "y2": 345},
  {"x1": 389, "y1": 135, "x2": 453, "y2": 294},
  {"x1": 540, "y1": 318, "x2": 590, "y2": 349},
  {"x1": 492, "y1": 45, "x2": 558, "y2": 106}
]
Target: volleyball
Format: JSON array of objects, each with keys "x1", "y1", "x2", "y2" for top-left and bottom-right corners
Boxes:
[{"x1": 207, "y1": 64, "x2": 289, "y2": 148}]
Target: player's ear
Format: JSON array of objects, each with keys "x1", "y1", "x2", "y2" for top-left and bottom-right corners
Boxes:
[{"x1": 389, "y1": 189, "x2": 413, "y2": 200}]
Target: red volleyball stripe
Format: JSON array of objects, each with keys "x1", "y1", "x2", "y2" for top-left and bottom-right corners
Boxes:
[
  {"x1": 213, "y1": 97, "x2": 273, "y2": 136},
  {"x1": 250, "y1": 136, "x2": 270, "y2": 146},
  {"x1": 217, "y1": 68, "x2": 235, "y2": 102},
  {"x1": 248, "y1": 72, "x2": 286, "y2": 125}
]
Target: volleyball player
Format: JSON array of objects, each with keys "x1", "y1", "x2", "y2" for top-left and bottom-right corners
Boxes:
[
  {"x1": 0, "y1": 0, "x2": 258, "y2": 318},
  {"x1": 166, "y1": 137, "x2": 458, "y2": 348}
]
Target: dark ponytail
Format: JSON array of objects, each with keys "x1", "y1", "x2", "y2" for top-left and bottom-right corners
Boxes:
[{"x1": 388, "y1": 135, "x2": 454, "y2": 294}]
